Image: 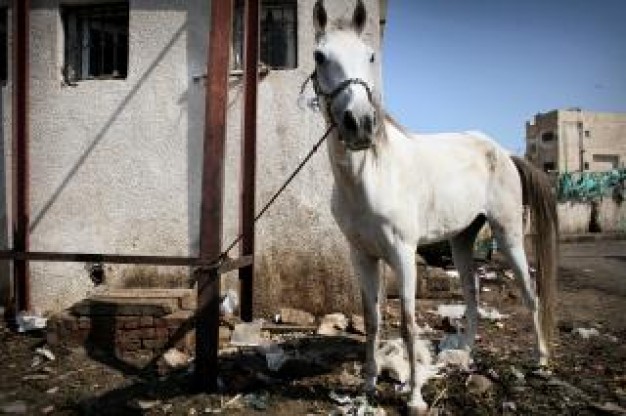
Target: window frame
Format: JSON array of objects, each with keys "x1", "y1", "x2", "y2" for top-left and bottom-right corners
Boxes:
[
  {"x1": 61, "y1": 2, "x2": 130, "y2": 83},
  {"x1": 232, "y1": 0, "x2": 298, "y2": 71}
]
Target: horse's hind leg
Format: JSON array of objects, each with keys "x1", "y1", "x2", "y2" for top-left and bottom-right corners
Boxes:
[
  {"x1": 450, "y1": 216, "x2": 484, "y2": 350},
  {"x1": 351, "y1": 248, "x2": 382, "y2": 391},
  {"x1": 492, "y1": 225, "x2": 549, "y2": 367}
]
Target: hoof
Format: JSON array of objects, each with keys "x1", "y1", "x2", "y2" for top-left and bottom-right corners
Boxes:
[{"x1": 407, "y1": 400, "x2": 428, "y2": 416}]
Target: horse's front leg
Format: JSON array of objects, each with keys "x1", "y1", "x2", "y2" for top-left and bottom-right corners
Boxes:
[
  {"x1": 350, "y1": 247, "x2": 381, "y2": 392},
  {"x1": 390, "y1": 243, "x2": 427, "y2": 414}
]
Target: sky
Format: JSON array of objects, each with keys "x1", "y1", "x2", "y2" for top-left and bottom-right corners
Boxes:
[{"x1": 381, "y1": 0, "x2": 626, "y2": 154}]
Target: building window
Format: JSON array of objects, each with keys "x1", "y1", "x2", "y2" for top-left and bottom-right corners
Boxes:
[
  {"x1": 527, "y1": 143, "x2": 537, "y2": 155},
  {"x1": 232, "y1": 0, "x2": 297, "y2": 70},
  {"x1": 62, "y1": 3, "x2": 129, "y2": 82},
  {"x1": 541, "y1": 131, "x2": 556, "y2": 143},
  {"x1": 0, "y1": 8, "x2": 7, "y2": 84},
  {"x1": 584, "y1": 130, "x2": 590, "y2": 138},
  {"x1": 584, "y1": 162, "x2": 589, "y2": 170},
  {"x1": 543, "y1": 162, "x2": 555, "y2": 172}
]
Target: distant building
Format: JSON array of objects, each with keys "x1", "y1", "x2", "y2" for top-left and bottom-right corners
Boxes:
[{"x1": 525, "y1": 109, "x2": 626, "y2": 173}]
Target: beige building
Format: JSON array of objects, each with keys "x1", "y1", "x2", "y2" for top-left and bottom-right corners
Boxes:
[
  {"x1": 1, "y1": 0, "x2": 386, "y2": 315},
  {"x1": 525, "y1": 108, "x2": 626, "y2": 173}
]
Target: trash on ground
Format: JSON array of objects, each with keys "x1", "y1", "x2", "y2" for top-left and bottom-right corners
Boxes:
[
  {"x1": 572, "y1": 327, "x2": 600, "y2": 339},
  {"x1": 35, "y1": 347, "x2": 55, "y2": 361},
  {"x1": 162, "y1": 348, "x2": 191, "y2": 369},
  {"x1": 328, "y1": 392, "x2": 386, "y2": 416},
  {"x1": 262, "y1": 343, "x2": 287, "y2": 372},
  {"x1": 219, "y1": 289, "x2": 239, "y2": 316},
  {"x1": 445, "y1": 270, "x2": 460, "y2": 278},
  {"x1": 438, "y1": 333, "x2": 464, "y2": 352},
  {"x1": 243, "y1": 392, "x2": 269, "y2": 411},
  {"x1": 16, "y1": 311, "x2": 47, "y2": 332},
  {"x1": 466, "y1": 374, "x2": 494, "y2": 395},
  {"x1": 436, "y1": 348, "x2": 472, "y2": 371},
  {"x1": 0, "y1": 401, "x2": 27, "y2": 414},
  {"x1": 230, "y1": 320, "x2": 264, "y2": 346}
]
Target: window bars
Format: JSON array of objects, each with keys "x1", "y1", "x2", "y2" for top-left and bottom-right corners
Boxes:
[{"x1": 62, "y1": 3, "x2": 129, "y2": 82}]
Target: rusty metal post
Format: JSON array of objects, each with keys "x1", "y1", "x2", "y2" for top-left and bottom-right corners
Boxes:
[
  {"x1": 194, "y1": 0, "x2": 232, "y2": 391},
  {"x1": 12, "y1": 0, "x2": 31, "y2": 312},
  {"x1": 239, "y1": 0, "x2": 259, "y2": 323}
]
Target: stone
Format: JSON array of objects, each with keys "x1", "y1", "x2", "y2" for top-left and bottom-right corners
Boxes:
[
  {"x1": 278, "y1": 307, "x2": 315, "y2": 326},
  {"x1": 317, "y1": 313, "x2": 349, "y2": 336},
  {"x1": 349, "y1": 314, "x2": 366, "y2": 335},
  {"x1": 231, "y1": 321, "x2": 264, "y2": 346},
  {"x1": 162, "y1": 348, "x2": 190, "y2": 369}
]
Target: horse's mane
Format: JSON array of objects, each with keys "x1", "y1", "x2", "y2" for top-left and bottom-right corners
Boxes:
[{"x1": 383, "y1": 112, "x2": 413, "y2": 138}]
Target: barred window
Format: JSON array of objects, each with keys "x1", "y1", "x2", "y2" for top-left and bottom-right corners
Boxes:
[
  {"x1": 233, "y1": 0, "x2": 297, "y2": 70},
  {"x1": 62, "y1": 3, "x2": 129, "y2": 82}
]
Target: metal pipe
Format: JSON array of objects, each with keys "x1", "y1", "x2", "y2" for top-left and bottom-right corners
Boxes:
[
  {"x1": 239, "y1": 0, "x2": 259, "y2": 323},
  {"x1": 195, "y1": 0, "x2": 232, "y2": 392},
  {"x1": 12, "y1": 0, "x2": 31, "y2": 312}
]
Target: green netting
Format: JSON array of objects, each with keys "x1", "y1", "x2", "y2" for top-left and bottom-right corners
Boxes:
[{"x1": 557, "y1": 169, "x2": 626, "y2": 201}]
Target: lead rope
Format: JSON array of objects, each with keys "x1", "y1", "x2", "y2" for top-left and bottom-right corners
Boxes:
[{"x1": 217, "y1": 121, "x2": 336, "y2": 264}]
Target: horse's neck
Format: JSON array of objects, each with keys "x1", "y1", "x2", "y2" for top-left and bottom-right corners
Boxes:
[{"x1": 327, "y1": 127, "x2": 390, "y2": 205}]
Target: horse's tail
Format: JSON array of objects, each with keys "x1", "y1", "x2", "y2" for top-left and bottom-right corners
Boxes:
[{"x1": 510, "y1": 155, "x2": 558, "y2": 343}]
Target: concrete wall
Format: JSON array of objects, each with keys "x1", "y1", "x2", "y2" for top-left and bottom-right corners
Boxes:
[
  {"x1": 558, "y1": 199, "x2": 626, "y2": 235},
  {"x1": 1, "y1": 0, "x2": 382, "y2": 316}
]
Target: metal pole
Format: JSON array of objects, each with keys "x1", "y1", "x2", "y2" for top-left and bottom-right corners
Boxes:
[
  {"x1": 239, "y1": 0, "x2": 259, "y2": 323},
  {"x1": 13, "y1": 0, "x2": 31, "y2": 312},
  {"x1": 194, "y1": 0, "x2": 232, "y2": 392}
]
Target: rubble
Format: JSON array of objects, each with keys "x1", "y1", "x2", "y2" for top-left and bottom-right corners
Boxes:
[
  {"x1": 277, "y1": 307, "x2": 315, "y2": 326},
  {"x1": 16, "y1": 311, "x2": 47, "y2": 333},
  {"x1": 219, "y1": 289, "x2": 239, "y2": 316},
  {"x1": 349, "y1": 314, "x2": 366, "y2": 335},
  {"x1": 572, "y1": 327, "x2": 600, "y2": 339},
  {"x1": 162, "y1": 348, "x2": 191, "y2": 370},
  {"x1": 317, "y1": 313, "x2": 349, "y2": 336},
  {"x1": 230, "y1": 320, "x2": 265, "y2": 346},
  {"x1": 466, "y1": 374, "x2": 494, "y2": 395}
]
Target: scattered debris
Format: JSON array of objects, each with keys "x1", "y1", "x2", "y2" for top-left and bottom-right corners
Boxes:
[
  {"x1": 16, "y1": 311, "x2": 47, "y2": 332},
  {"x1": 317, "y1": 313, "x2": 349, "y2": 336},
  {"x1": 479, "y1": 307, "x2": 509, "y2": 321},
  {"x1": 349, "y1": 314, "x2": 366, "y2": 335},
  {"x1": 445, "y1": 270, "x2": 460, "y2": 279},
  {"x1": 572, "y1": 327, "x2": 600, "y2": 339},
  {"x1": 0, "y1": 401, "x2": 27, "y2": 414},
  {"x1": 376, "y1": 338, "x2": 410, "y2": 383},
  {"x1": 277, "y1": 307, "x2": 315, "y2": 326},
  {"x1": 589, "y1": 401, "x2": 626, "y2": 415},
  {"x1": 509, "y1": 366, "x2": 525, "y2": 384},
  {"x1": 261, "y1": 343, "x2": 287, "y2": 372},
  {"x1": 436, "y1": 349, "x2": 472, "y2": 371},
  {"x1": 219, "y1": 289, "x2": 239, "y2": 316},
  {"x1": 502, "y1": 401, "x2": 517, "y2": 412},
  {"x1": 41, "y1": 405, "x2": 55, "y2": 414},
  {"x1": 438, "y1": 333, "x2": 464, "y2": 352},
  {"x1": 129, "y1": 399, "x2": 162, "y2": 410},
  {"x1": 35, "y1": 347, "x2": 55, "y2": 361},
  {"x1": 328, "y1": 392, "x2": 386, "y2": 416},
  {"x1": 230, "y1": 320, "x2": 264, "y2": 346},
  {"x1": 162, "y1": 348, "x2": 191, "y2": 370},
  {"x1": 466, "y1": 374, "x2": 494, "y2": 395},
  {"x1": 243, "y1": 392, "x2": 269, "y2": 411},
  {"x1": 45, "y1": 387, "x2": 59, "y2": 395}
]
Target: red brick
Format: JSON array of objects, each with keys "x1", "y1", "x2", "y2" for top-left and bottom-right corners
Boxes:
[
  {"x1": 143, "y1": 338, "x2": 166, "y2": 350},
  {"x1": 155, "y1": 327, "x2": 169, "y2": 339},
  {"x1": 78, "y1": 317, "x2": 91, "y2": 329},
  {"x1": 139, "y1": 316, "x2": 154, "y2": 327},
  {"x1": 140, "y1": 328, "x2": 156, "y2": 339}
]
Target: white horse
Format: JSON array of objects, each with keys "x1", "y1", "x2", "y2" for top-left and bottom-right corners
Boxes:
[{"x1": 310, "y1": 1, "x2": 558, "y2": 413}]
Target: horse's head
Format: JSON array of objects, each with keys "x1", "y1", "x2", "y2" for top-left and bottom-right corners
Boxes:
[{"x1": 312, "y1": 0, "x2": 381, "y2": 151}]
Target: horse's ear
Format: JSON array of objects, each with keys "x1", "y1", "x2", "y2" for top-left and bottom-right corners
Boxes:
[
  {"x1": 352, "y1": 0, "x2": 367, "y2": 34},
  {"x1": 313, "y1": 0, "x2": 327, "y2": 34}
]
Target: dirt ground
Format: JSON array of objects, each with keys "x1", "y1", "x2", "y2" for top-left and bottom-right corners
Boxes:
[{"x1": 0, "y1": 239, "x2": 625, "y2": 415}]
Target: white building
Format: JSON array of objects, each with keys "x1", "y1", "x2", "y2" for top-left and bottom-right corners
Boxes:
[{"x1": 0, "y1": 0, "x2": 386, "y2": 315}]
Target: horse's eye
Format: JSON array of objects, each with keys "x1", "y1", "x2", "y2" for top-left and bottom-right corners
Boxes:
[
  {"x1": 314, "y1": 50, "x2": 326, "y2": 66},
  {"x1": 370, "y1": 53, "x2": 375, "y2": 63}
]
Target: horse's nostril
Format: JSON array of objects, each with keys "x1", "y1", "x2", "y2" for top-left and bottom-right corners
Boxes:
[
  {"x1": 343, "y1": 111, "x2": 358, "y2": 132},
  {"x1": 363, "y1": 115, "x2": 373, "y2": 134}
]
